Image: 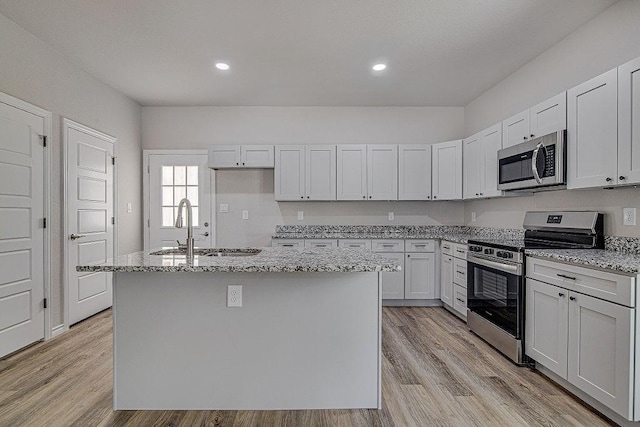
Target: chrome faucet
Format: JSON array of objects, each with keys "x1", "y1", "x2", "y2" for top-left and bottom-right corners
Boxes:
[{"x1": 175, "y1": 198, "x2": 194, "y2": 258}]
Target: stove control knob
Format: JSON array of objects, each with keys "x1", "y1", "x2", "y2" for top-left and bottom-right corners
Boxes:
[
  {"x1": 469, "y1": 246, "x2": 482, "y2": 252},
  {"x1": 484, "y1": 248, "x2": 494, "y2": 255},
  {"x1": 503, "y1": 252, "x2": 513, "y2": 259},
  {"x1": 496, "y1": 251, "x2": 505, "y2": 258}
]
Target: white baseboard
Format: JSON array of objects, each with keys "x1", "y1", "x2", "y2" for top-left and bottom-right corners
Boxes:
[{"x1": 51, "y1": 324, "x2": 67, "y2": 338}]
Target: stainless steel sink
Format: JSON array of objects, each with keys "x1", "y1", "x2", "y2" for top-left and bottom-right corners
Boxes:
[{"x1": 150, "y1": 248, "x2": 261, "y2": 257}]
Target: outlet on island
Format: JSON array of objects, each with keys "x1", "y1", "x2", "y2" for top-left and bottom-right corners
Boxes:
[{"x1": 227, "y1": 285, "x2": 242, "y2": 307}]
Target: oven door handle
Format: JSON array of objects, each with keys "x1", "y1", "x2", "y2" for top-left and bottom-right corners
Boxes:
[
  {"x1": 531, "y1": 142, "x2": 546, "y2": 184},
  {"x1": 468, "y1": 255, "x2": 522, "y2": 276}
]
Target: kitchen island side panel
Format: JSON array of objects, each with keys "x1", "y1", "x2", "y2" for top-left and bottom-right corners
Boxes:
[{"x1": 113, "y1": 272, "x2": 381, "y2": 410}]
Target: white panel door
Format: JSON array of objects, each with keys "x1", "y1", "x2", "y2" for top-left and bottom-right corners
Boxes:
[
  {"x1": 149, "y1": 154, "x2": 212, "y2": 249},
  {"x1": 463, "y1": 133, "x2": 482, "y2": 199},
  {"x1": 481, "y1": 123, "x2": 502, "y2": 198},
  {"x1": 337, "y1": 145, "x2": 367, "y2": 200},
  {"x1": 367, "y1": 145, "x2": 397, "y2": 200},
  {"x1": 306, "y1": 145, "x2": 336, "y2": 200},
  {"x1": 567, "y1": 69, "x2": 618, "y2": 189},
  {"x1": 66, "y1": 122, "x2": 114, "y2": 325},
  {"x1": 431, "y1": 140, "x2": 462, "y2": 200},
  {"x1": 567, "y1": 292, "x2": 633, "y2": 419},
  {"x1": 530, "y1": 92, "x2": 567, "y2": 138},
  {"x1": 275, "y1": 146, "x2": 305, "y2": 201},
  {"x1": 525, "y1": 279, "x2": 568, "y2": 378},
  {"x1": 380, "y1": 252, "x2": 404, "y2": 299},
  {"x1": 618, "y1": 56, "x2": 640, "y2": 185},
  {"x1": 502, "y1": 110, "x2": 530, "y2": 148},
  {"x1": 0, "y1": 99, "x2": 45, "y2": 358},
  {"x1": 404, "y1": 252, "x2": 436, "y2": 299},
  {"x1": 440, "y1": 254, "x2": 453, "y2": 306},
  {"x1": 398, "y1": 145, "x2": 431, "y2": 200}
]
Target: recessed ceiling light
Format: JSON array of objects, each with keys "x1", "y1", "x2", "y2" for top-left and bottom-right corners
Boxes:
[
  {"x1": 215, "y1": 62, "x2": 230, "y2": 71},
  {"x1": 372, "y1": 63, "x2": 386, "y2": 71}
]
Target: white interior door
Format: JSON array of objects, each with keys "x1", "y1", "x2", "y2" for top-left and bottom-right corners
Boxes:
[
  {"x1": 66, "y1": 121, "x2": 115, "y2": 326},
  {"x1": 148, "y1": 154, "x2": 212, "y2": 249},
  {"x1": 0, "y1": 99, "x2": 45, "y2": 357}
]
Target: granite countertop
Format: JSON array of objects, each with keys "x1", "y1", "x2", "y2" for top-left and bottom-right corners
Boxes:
[
  {"x1": 76, "y1": 247, "x2": 402, "y2": 273},
  {"x1": 525, "y1": 249, "x2": 640, "y2": 275},
  {"x1": 273, "y1": 231, "x2": 475, "y2": 243}
]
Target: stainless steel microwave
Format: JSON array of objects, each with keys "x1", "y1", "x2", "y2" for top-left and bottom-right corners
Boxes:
[{"x1": 497, "y1": 130, "x2": 566, "y2": 191}]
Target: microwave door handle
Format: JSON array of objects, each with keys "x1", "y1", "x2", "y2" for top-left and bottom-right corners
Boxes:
[{"x1": 531, "y1": 142, "x2": 545, "y2": 184}]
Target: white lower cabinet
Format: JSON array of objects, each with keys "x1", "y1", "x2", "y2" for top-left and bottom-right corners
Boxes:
[
  {"x1": 380, "y1": 252, "x2": 405, "y2": 299},
  {"x1": 304, "y1": 239, "x2": 338, "y2": 249},
  {"x1": 440, "y1": 241, "x2": 467, "y2": 320},
  {"x1": 404, "y1": 252, "x2": 436, "y2": 299},
  {"x1": 452, "y1": 285, "x2": 467, "y2": 317},
  {"x1": 272, "y1": 239, "x2": 304, "y2": 248},
  {"x1": 440, "y1": 254, "x2": 453, "y2": 306},
  {"x1": 526, "y1": 257, "x2": 636, "y2": 421}
]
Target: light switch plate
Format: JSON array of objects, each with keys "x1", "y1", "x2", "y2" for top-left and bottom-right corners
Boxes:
[
  {"x1": 242, "y1": 210, "x2": 249, "y2": 220},
  {"x1": 219, "y1": 204, "x2": 229, "y2": 213},
  {"x1": 388, "y1": 212, "x2": 394, "y2": 221},
  {"x1": 471, "y1": 211, "x2": 477, "y2": 222},
  {"x1": 623, "y1": 208, "x2": 636, "y2": 226},
  {"x1": 297, "y1": 211, "x2": 304, "y2": 220},
  {"x1": 127, "y1": 202, "x2": 132, "y2": 213}
]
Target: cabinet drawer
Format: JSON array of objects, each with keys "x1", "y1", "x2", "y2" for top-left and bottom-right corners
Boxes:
[
  {"x1": 453, "y1": 243, "x2": 468, "y2": 259},
  {"x1": 272, "y1": 239, "x2": 304, "y2": 248},
  {"x1": 526, "y1": 257, "x2": 635, "y2": 307},
  {"x1": 304, "y1": 239, "x2": 338, "y2": 249},
  {"x1": 453, "y1": 257, "x2": 467, "y2": 286},
  {"x1": 406, "y1": 240, "x2": 435, "y2": 252},
  {"x1": 338, "y1": 239, "x2": 372, "y2": 250},
  {"x1": 452, "y1": 284, "x2": 467, "y2": 318},
  {"x1": 441, "y1": 241, "x2": 454, "y2": 256},
  {"x1": 371, "y1": 239, "x2": 405, "y2": 253}
]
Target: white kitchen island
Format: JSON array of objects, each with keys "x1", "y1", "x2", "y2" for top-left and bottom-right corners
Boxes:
[{"x1": 77, "y1": 247, "x2": 399, "y2": 410}]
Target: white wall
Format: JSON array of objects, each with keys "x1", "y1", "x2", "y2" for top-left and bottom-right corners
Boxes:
[
  {"x1": 0, "y1": 13, "x2": 143, "y2": 329},
  {"x1": 143, "y1": 106, "x2": 465, "y2": 246},
  {"x1": 463, "y1": 0, "x2": 640, "y2": 237}
]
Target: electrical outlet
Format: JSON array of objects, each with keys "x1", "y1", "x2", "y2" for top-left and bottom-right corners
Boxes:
[
  {"x1": 297, "y1": 211, "x2": 304, "y2": 220},
  {"x1": 242, "y1": 210, "x2": 249, "y2": 220},
  {"x1": 227, "y1": 285, "x2": 242, "y2": 307},
  {"x1": 127, "y1": 202, "x2": 132, "y2": 213},
  {"x1": 219, "y1": 204, "x2": 229, "y2": 213},
  {"x1": 623, "y1": 208, "x2": 636, "y2": 226},
  {"x1": 388, "y1": 212, "x2": 394, "y2": 221},
  {"x1": 471, "y1": 211, "x2": 477, "y2": 222}
]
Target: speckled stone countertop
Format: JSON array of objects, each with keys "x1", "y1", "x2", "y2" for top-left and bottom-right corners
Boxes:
[
  {"x1": 525, "y1": 249, "x2": 640, "y2": 275},
  {"x1": 76, "y1": 247, "x2": 402, "y2": 273},
  {"x1": 272, "y1": 225, "x2": 523, "y2": 244}
]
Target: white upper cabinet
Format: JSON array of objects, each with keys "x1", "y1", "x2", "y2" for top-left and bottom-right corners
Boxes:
[
  {"x1": 274, "y1": 145, "x2": 305, "y2": 200},
  {"x1": 337, "y1": 145, "x2": 367, "y2": 200},
  {"x1": 432, "y1": 140, "x2": 463, "y2": 200},
  {"x1": 502, "y1": 92, "x2": 567, "y2": 149},
  {"x1": 567, "y1": 69, "x2": 618, "y2": 189},
  {"x1": 481, "y1": 123, "x2": 502, "y2": 198},
  {"x1": 463, "y1": 132, "x2": 482, "y2": 199},
  {"x1": 208, "y1": 145, "x2": 274, "y2": 168},
  {"x1": 275, "y1": 145, "x2": 336, "y2": 201},
  {"x1": 618, "y1": 56, "x2": 640, "y2": 185},
  {"x1": 367, "y1": 145, "x2": 398, "y2": 200},
  {"x1": 398, "y1": 145, "x2": 432, "y2": 200}
]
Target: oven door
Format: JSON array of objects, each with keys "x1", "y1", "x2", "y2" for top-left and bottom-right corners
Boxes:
[{"x1": 466, "y1": 255, "x2": 523, "y2": 339}]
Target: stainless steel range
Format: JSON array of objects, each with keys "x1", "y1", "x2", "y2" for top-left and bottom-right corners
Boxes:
[{"x1": 466, "y1": 211, "x2": 604, "y2": 365}]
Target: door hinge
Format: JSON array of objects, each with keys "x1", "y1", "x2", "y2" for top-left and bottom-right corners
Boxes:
[
  {"x1": 147, "y1": 219, "x2": 150, "y2": 227},
  {"x1": 111, "y1": 217, "x2": 115, "y2": 225},
  {"x1": 40, "y1": 135, "x2": 47, "y2": 147},
  {"x1": 43, "y1": 218, "x2": 47, "y2": 228},
  {"x1": 147, "y1": 165, "x2": 150, "y2": 174},
  {"x1": 112, "y1": 157, "x2": 116, "y2": 166},
  {"x1": 43, "y1": 298, "x2": 47, "y2": 309}
]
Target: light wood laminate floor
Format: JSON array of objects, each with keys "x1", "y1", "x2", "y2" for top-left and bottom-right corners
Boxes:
[{"x1": 0, "y1": 307, "x2": 613, "y2": 426}]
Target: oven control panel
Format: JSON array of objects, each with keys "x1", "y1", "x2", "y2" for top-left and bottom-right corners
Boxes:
[{"x1": 466, "y1": 243, "x2": 523, "y2": 264}]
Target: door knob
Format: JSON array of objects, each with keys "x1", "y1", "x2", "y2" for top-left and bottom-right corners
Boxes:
[{"x1": 70, "y1": 234, "x2": 86, "y2": 240}]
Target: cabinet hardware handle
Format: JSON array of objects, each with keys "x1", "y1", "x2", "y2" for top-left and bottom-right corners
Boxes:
[
  {"x1": 382, "y1": 244, "x2": 394, "y2": 247},
  {"x1": 557, "y1": 274, "x2": 576, "y2": 280},
  {"x1": 300, "y1": 196, "x2": 304, "y2": 199},
  {"x1": 362, "y1": 196, "x2": 366, "y2": 199},
  {"x1": 236, "y1": 162, "x2": 239, "y2": 166},
  {"x1": 307, "y1": 196, "x2": 310, "y2": 199},
  {"x1": 407, "y1": 254, "x2": 411, "y2": 258},
  {"x1": 433, "y1": 196, "x2": 437, "y2": 199},
  {"x1": 479, "y1": 193, "x2": 483, "y2": 196},
  {"x1": 443, "y1": 245, "x2": 450, "y2": 249},
  {"x1": 456, "y1": 271, "x2": 465, "y2": 275},
  {"x1": 369, "y1": 196, "x2": 372, "y2": 199},
  {"x1": 569, "y1": 296, "x2": 576, "y2": 301},
  {"x1": 558, "y1": 292, "x2": 564, "y2": 297},
  {"x1": 523, "y1": 136, "x2": 527, "y2": 140},
  {"x1": 202, "y1": 232, "x2": 209, "y2": 237},
  {"x1": 620, "y1": 176, "x2": 626, "y2": 180},
  {"x1": 456, "y1": 249, "x2": 465, "y2": 253},
  {"x1": 456, "y1": 298, "x2": 465, "y2": 303},
  {"x1": 283, "y1": 244, "x2": 294, "y2": 247},
  {"x1": 349, "y1": 245, "x2": 359, "y2": 247},
  {"x1": 315, "y1": 245, "x2": 327, "y2": 247},
  {"x1": 415, "y1": 244, "x2": 426, "y2": 247},
  {"x1": 70, "y1": 234, "x2": 86, "y2": 240},
  {"x1": 530, "y1": 134, "x2": 535, "y2": 138},
  {"x1": 242, "y1": 162, "x2": 245, "y2": 166},
  {"x1": 605, "y1": 177, "x2": 612, "y2": 182}
]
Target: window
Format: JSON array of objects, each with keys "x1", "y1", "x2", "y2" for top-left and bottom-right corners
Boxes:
[{"x1": 161, "y1": 166, "x2": 199, "y2": 227}]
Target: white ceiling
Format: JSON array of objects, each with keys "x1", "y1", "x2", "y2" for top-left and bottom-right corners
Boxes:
[{"x1": 0, "y1": 0, "x2": 617, "y2": 107}]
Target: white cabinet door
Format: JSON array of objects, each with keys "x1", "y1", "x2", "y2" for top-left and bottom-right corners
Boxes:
[
  {"x1": 241, "y1": 145, "x2": 274, "y2": 168},
  {"x1": 274, "y1": 145, "x2": 305, "y2": 201},
  {"x1": 463, "y1": 133, "x2": 482, "y2": 199},
  {"x1": 567, "y1": 292, "x2": 633, "y2": 420},
  {"x1": 502, "y1": 110, "x2": 530, "y2": 148},
  {"x1": 208, "y1": 145, "x2": 240, "y2": 168},
  {"x1": 567, "y1": 69, "x2": 618, "y2": 189},
  {"x1": 440, "y1": 254, "x2": 453, "y2": 307},
  {"x1": 525, "y1": 279, "x2": 568, "y2": 379},
  {"x1": 530, "y1": 92, "x2": 567, "y2": 139},
  {"x1": 398, "y1": 145, "x2": 431, "y2": 200},
  {"x1": 337, "y1": 145, "x2": 367, "y2": 200},
  {"x1": 431, "y1": 140, "x2": 462, "y2": 200},
  {"x1": 272, "y1": 239, "x2": 304, "y2": 248},
  {"x1": 452, "y1": 285, "x2": 467, "y2": 318},
  {"x1": 481, "y1": 123, "x2": 502, "y2": 198},
  {"x1": 306, "y1": 145, "x2": 336, "y2": 200},
  {"x1": 304, "y1": 239, "x2": 338, "y2": 249},
  {"x1": 381, "y1": 252, "x2": 405, "y2": 300},
  {"x1": 404, "y1": 252, "x2": 436, "y2": 299},
  {"x1": 618, "y1": 56, "x2": 640, "y2": 185},
  {"x1": 367, "y1": 145, "x2": 398, "y2": 200}
]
